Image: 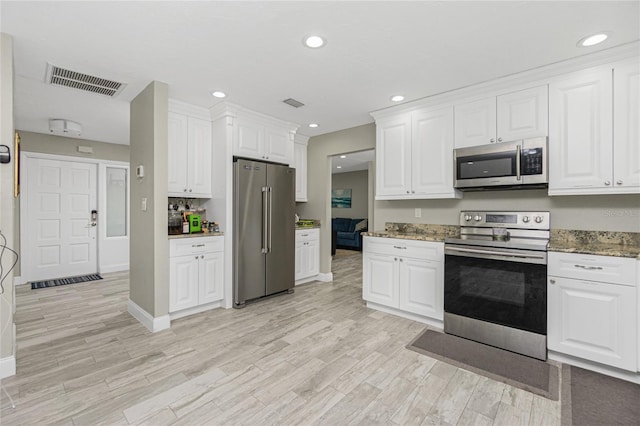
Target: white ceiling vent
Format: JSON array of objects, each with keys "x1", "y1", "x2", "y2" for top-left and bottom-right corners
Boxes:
[
  {"x1": 283, "y1": 98, "x2": 305, "y2": 108},
  {"x1": 45, "y1": 63, "x2": 126, "y2": 97}
]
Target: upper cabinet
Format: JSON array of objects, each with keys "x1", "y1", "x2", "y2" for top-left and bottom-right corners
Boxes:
[
  {"x1": 376, "y1": 107, "x2": 460, "y2": 200},
  {"x1": 233, "y1": 113, "x2": 295, "y2": 165},
  {"x1": 293, "y1": 134, "x2": 309, "y2": 202},
  {"x1": 549, "y1": 61, "x2": 639, "y2": 195},
  {"x1": 454, "y1": 85, "x2": 548, "y2": 148},
  {"x1": 168, "y1": 100, "x2": 212, "y2": 198}
]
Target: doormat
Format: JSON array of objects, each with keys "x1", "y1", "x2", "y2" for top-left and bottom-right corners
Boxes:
[
  {"x1": 31, "y1": 274, "x2": 103, "y2": 290},
  {"x1": 407, "y1": 329, "x2": 559, "y2": 400},
  {"x1": 561, "y1": 364, "x2": 640, "y2": 426}
]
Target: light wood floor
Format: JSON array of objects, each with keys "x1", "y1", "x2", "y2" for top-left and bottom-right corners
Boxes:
[{"x1": 0, "y1": 251, "x2": 560, "y2": 425}]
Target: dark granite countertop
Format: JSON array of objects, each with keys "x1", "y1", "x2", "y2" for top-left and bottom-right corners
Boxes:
[
  {"x1": 363, "y1": 223, "x2": 459, "y2": 243},
  {"x1": 548, "y1": 229, "x2": 640, "y2": 259}
]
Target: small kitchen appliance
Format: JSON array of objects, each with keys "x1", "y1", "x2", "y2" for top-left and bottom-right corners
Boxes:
[
  {"x1": 188, "y1": 214, "x2": 201, "y2": 233},
  {"x1": 453, "y1": 137, "x2": 548, "y2": 190},
  {"x1": 444, "y1": 211, "x2": 550, "y2": 360}
]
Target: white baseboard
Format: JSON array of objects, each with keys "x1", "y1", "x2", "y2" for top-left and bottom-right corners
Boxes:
[
  {"x1": 0, "y1": 356, "x2": 16, "y2": 379},
  {"x1": 127, "y1": 299, "x2": 171, "y2": 333},
  {"x1": 316, "y1": 273, "x2": 333, "y2": 282},
  {"x1": 170, "y1": 301, "x2": 223, "y2": 320},
  {"x1": 99, "y1": 264, "x2": 129, "y2": 274},
  {"x1": 14, "y1": 276, "x2": 27, "y2": 286},
  {"x1": 365, "y1": 301, "x2": 444, "y2": 330},
  {"x1": 548, "y1": 351, "x2": 640, "y2": 384}
]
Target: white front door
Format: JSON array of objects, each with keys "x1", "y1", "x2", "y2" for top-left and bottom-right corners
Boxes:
[{"x1": 25, "y1": 157, "x2": 97, "y2": 281}]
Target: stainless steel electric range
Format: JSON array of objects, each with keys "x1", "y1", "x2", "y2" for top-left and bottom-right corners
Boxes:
[{"x1": 444, "y1": 211, "x2": 550, "y2": 360}]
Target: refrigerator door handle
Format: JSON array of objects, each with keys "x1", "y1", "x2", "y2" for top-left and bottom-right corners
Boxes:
[
  {"x1": 262, "y1": 186, "x2": 268, "y2": 254},
  {"x1": 268, "y1": 186, "x2": 273, "y2": 253}
]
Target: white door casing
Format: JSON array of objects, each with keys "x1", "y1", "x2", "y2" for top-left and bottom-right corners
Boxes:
[{"x1": 24, "y1": 156, "x2": 97, "y2": 281}]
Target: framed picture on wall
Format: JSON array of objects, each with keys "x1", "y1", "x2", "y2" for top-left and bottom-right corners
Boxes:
[{"x1": 331, "y1": 188, "x2": 352, "y2": 208}]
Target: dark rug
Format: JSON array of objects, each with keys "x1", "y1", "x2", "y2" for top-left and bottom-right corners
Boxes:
[
  {"x1": 31, "y1": 273, "x2": 102, "y2": 289},
  {"x1": 407, "y1": 329, "x2": 559, "y2": 400},
  {"x1": 561, "y1": 364, "x2": 640, "y2": 426}
]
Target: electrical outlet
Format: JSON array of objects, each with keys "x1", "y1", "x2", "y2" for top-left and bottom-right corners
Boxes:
[
  {"x1": 141, "y1": 197, "x2": 147, "y2": 212},
  {"x1": 414, "y1": 208, "x2": 421, "y2": 218}
]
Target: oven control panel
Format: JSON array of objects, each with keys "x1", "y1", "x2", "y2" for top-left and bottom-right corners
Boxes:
[{"x1": 459, "y1": 211, "x2": 550, "y2": 230}]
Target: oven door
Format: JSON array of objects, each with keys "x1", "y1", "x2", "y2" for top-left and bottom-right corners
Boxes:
[{"x1": 444, "y1": 245, "x2": 547, "y2": 335}]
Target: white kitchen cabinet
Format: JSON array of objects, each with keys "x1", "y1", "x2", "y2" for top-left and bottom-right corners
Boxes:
[
  {"x1": 613, "y1": 61, "x2": 640, "y2": 190},
  {"x1": 295, "y1": 228, "x2": 319, "y2": 282},
  {"x1": 233, "y1": 114, "x2": 295, "y2": 165},
  {"x1": 548, "y1": 68, "x2": 613, "y2": 195},
  {"x1": 167, "y1": 101, "x2": 212, "y2": 198},
  {"x1": 548, "y1": 252, "x2": 638, "y2": 371},
  {"x1": 363, "y1": 237, "x2": 444, "y2": 322},
  {"x1": 293, "y1": 135, "x2": 309, "y2": 202},
  {"x1": 454, "y1": 85, "x2": 548, "y2": 148},
  {"x1": 169, "y1": 236, "x2": 224, "y2": 315},
  {"x1": 375, "y1": 107, "x2": 459, "y2": 199}
]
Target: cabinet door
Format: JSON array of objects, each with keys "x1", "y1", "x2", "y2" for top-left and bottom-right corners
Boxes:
[
  {"x1": 549, "y1": 69, "x2": 613, "y2": 193},
  {"x1": 399, "y1": 258, "x2": 443, "y2": 320},
  {"x1": 167, "y1": 112, "x2": 189, "y2": 195},
  {"x1": 497, "y1": 85, "x2": 548, "y2": 142},
  {"x1": 199, "y1": 252, "x2": 224, "y2": 304},
  {"x1": 363, "y1": 253, "x2": 399, "y2": 307},
  {"x1": 293, "y1": 143, "x2": 308, "y2": 202},
  {"x1": 454, "y1": 97, "x2": 496, "y2": 148},
  {"x1": 187, "y1": 117, "x2": 212, "y2": 197},
  {"x1": 306, "y1": 238, "x2": 319, "y2": 277},
  {"x1": 234, "y1": 117, "x2": 264, "y2": 159},
  {"x1": 264, "y1": 126, "x2": 292, "y2": 165},
  {"x1": 375, "y1": 115, "x2": 412, "y2": 198},
  {"x1": 169, "y1": 255, "x2": 199, "y2": 312},
  {"x1": 295, "y1": 239, "x2": 306, "y2": 280},
  {"x1": 412, "y1": 107, "x2": 455, "y2": 195},
  {"x1": 548, "y1": 276, "x2": 637, "y2": 371},
  {"x1": 613, "y1": 62, "x2": 640, "y2": 190}
]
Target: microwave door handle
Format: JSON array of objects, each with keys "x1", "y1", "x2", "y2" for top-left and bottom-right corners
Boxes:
[{"x1": 516, "y1": 144, "x2": 521, "y2": 181}]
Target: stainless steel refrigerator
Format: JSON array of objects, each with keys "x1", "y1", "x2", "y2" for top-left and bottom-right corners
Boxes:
[{"x1": 233, "y1": 158, "x2": 296, "y2": 308}]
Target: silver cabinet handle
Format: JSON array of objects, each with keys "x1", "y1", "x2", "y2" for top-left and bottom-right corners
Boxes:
[
  {"x1": 616, "y1": 180, "x2": 623, "y2": 185},
  {"x1": 516, "y1": 144, "x2": 521, "y2": 181},
  {"x1": 399, "y1": 258, "x2": 403, "y2": 262},
  {"x1": 406, "y1": 190, "x2": 410, "y2": 194},
  {"x1": 184, "y1": 189, "x2": 187, "y2": 192},
  {"x1": 490, "y1": 138, "x2": 495, "y2": 143},
  {"x1": 574, "y1": 264, "x2": 603, "y2": 270},
  {"x1": 498, "y1": 137, "x2": 503, "y2": 142},
  {"x1": 604, "y1": 181, "x2": 611, "y2": 186},
  {"x1": 394, "y1": 258, "x2": 398, "y2": 261},
  {"x1": 550, "y1": 279, "x2": 556, "y2": 284},
  {"x1": 393, "y1": 246, "x2": 407, "y2": 249},
  {"x1": 195, "y1": 256, "x2": 198, "y2": 260},
  {"x1": 192, "y1": 244, "x2": 205, "y2": 247}
]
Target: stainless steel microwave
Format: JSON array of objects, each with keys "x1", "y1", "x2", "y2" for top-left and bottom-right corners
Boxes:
[{"x1": 453, "y1": 137, "x2": 548, "y2": 190}]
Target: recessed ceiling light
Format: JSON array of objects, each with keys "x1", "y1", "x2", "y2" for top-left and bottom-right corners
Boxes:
[
  {"x1": 211, "y1": 91, "x2": 226, "y2": 98},
  {"x1": 340, "y1": 155, "x2": 347, "y2": 159},
  {"x1": 577, "y1": 33, "x2": 609, "y2": 47},
  {"x1": 304, "y1": 35, "x2": 325, "y2": 49},
  {"x1": 309, "y1": 123, "x2": 319, "y2": 128},
  {"x1": 336, "y1": 166, "x2": 342, "y2": 169},
  {"x1": 391, "y1": 95, "x2": 405, "y2": 102}
]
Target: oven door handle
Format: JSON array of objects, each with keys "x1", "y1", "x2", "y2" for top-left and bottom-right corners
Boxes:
[{"x1": 445, "y1": 246, "x2": 546, "y2": 263}]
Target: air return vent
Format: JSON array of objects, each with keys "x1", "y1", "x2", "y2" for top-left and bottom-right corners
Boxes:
[
  {"x1": 282, "y1": 98, "x2": 305, "y2": 108},
  {"x1": 45, "y1": 63, "x2": 126, "y2": 97}
]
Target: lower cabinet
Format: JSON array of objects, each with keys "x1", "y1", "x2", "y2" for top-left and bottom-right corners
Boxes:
[
  {"x1": 548, "y1": 252, "x2": 638, "y2": 371},
  {"x1": 295, "y1": 228, "x2": 319, "y2": 282},
  {"x1": 169, "y1": 236, "x2": 224, "y2": 313},
  {"x1": 363, "y1": 236, "x2": 444, "y2": 322}
]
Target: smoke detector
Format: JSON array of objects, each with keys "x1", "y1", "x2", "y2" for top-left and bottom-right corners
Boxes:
[
  {"x1": 49, "y1": 119, "x2": 82, "y2": 136},
  {"x1": 45, "y1": 63, "x2": 126, "y2": 97}
]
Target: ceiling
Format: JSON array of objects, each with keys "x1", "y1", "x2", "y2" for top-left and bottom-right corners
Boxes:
[
  {"x1": 2, "y1": 2, "x2": 639, "y2": 146},
  {"x1": 331, "y1": 149, "x2": 375, "y2": 174}
]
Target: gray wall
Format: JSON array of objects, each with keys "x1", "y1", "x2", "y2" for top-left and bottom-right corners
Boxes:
[
  {"x1": 129, "y1": 81, "x2": 169, "y2": 317},
  {"x1": 0, "y1": 33, "x2": 15, "y2": 364},
  {"x1": 19, "y1": 131, "x2": 129, "y2": 162},
  {"x1": 332, "y1": 170, "x2": 369, "y2": 219},
  {"x1": 301, "y1": 121, "x2": 640, "y2": 275},
  {"x1": 297, "y1": 124, "x2": 376, "y2": 274}
]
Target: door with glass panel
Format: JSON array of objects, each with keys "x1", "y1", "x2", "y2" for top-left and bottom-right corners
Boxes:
[{"x1": 99, "y1": 164, "x2": 129, "y2": 273}]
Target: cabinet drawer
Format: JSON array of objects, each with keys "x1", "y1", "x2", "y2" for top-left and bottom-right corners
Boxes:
[
  {"x1": 170, "y1": 236, "x2": 224, "y2": 257},
  {"x1": 364, "y1": 236, "x2": 443, "y2": 261},
  {"x1": 548, "y1": 252, "x2": 637, "y2": 286},
  {"x1": 296, "y1": 228, "x2": 319, "y2": 242}
]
